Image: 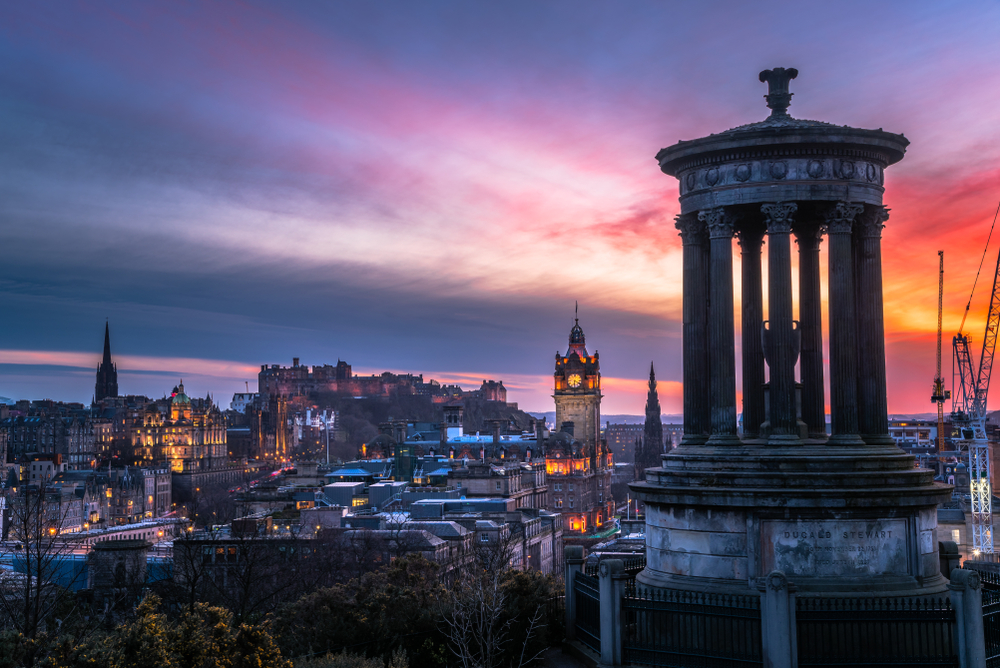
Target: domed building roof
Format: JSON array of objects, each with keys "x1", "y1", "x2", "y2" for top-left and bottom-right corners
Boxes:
[
  {"x1": 655, "y1": 68, "x2": 908, "y2": 217},
  {"x1": 546, "y1": 429, "x2": 585, "y2": 459},
  {"x1": 171, "y1": 382, "x2": 190, "y2": 405},
  {"x1": 566, "y1": 317, "x2": 589, "y2": 358}
]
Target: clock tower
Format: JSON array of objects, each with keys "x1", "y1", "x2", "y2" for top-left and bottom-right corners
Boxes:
[{"x1": 554, "y1": 313, "x2": 601, "y2": 447}]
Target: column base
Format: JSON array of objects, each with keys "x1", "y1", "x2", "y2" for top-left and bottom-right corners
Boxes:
[
  {"x1": 707, "y1": 433, "x2": 743, "y2": 446},
  {"x1": 827, "y1": 433, "x2": 867, "y2": 446},
  {"x1": 767, "y1": 433, "x2": 803, "y2": 446},
  {"x1": 681, "y1": 434, "x2": 709, "y2": 446},
  {"x1": 759, "y1": 420, "x2": 807, "y2": 444},
  {"x1": 862, "y1": 434, "x2": 896, "y2": 446}
]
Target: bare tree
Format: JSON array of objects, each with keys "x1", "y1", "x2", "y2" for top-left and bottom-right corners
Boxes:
[
  {"x1": 170, "y1": 519, "x2": 310, "y2": 624},
  {"x1": 0, "y1": 479, "x2": 87, "y2": 667},
  {"x1": 442, "y1": 568, "x2": 544, "y2": 668},
  {"x1": 443, "y1": 526, "x2": 545, "y2": 668}
]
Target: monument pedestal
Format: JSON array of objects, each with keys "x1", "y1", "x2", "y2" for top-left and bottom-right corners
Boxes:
[{"x1": 631, "y1": 444, "x2": 952, "y2": 597}]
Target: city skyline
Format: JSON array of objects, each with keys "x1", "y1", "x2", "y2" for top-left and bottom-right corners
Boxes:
[{"x1": 3, "y1": 2, "x2": 1000, "y2": 415}]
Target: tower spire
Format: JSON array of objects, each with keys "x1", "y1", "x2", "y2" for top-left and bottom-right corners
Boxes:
[
  {"x1": 638, "y1": 360, "x2": 663, "y2": 480},
  {"x1": 95, "y1": 321, "x2": 119, "y2": 403},
  {"x1": 102, "y1": 320, "x2": 113, "y2": 365}
]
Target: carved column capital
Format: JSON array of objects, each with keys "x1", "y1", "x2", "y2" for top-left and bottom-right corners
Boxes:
[
  {"x1": 793, "y1": 225, "x2": 825, "y2": 249},
  {"x1": 855, "y1": 206, "x2": 890, "y2": 239},
  {"x1": 698, "y1": 207, "x2": 736, "y2": 239},
  {"x1": 824, "y1": 201, "x2": 864, "y2": 235},
  {"x1": 736, "y1": 225, "x2": 765, "y2": 251},
  {"x1": 675, "y1": 213, "x2": 707, "y2": 246},
  {"x1": 761, "y1": 202, "x2": 798, "y2": 234}
]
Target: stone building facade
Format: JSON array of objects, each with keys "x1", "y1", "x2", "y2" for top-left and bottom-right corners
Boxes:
[
  {"x1": 132, "y1": 383, "x2": 227, "y2": 473},
  {"x1": 547, "y1": 317, "x2": 614, "y2": 534}
]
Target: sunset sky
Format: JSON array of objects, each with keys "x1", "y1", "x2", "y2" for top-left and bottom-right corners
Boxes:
[{"x1": 2, "y1": 1, "x2": 1000, "y2": 416}]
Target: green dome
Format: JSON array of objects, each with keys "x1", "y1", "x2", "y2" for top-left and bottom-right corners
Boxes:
[{"x1": 171, "y1": 382, "x2": 191, "y2": 404}]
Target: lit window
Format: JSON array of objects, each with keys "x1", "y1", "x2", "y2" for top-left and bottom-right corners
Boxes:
[
  {"x1": 496, "y1": 481, "x2": 501, "y2": 490},
  {"x1": 480, "y1": 534, "x2": 489, "y2": 542}
]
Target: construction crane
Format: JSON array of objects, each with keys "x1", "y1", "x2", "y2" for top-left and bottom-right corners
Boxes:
[
  {"x1": 952, "y1": 199, "x2": 1000, "y2": 555},
  {"x1": 931, "y1": 251, "x2": 950, "y2": 453}
]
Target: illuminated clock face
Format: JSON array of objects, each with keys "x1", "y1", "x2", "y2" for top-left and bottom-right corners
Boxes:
[{"x1": 568, "y1": 374, "x2": 582, "y2": 388}]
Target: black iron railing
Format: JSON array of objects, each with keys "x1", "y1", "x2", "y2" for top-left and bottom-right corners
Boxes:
[
  {"x1": 963, "y1": 566, "x2": 1000, "y2": 666},
  {"x1": 623, "y1": 556, "x2": 646, "y2": 575},
  {"x1": 984, "y1": 586, "x2": 1000, "y2": 668},
  {"x1": 622, "y1": 586, "x2": 763, "y2": 668},
  {"x1": 573, "y1": 570, "x2": 601, "y2": 655},
  {"x1": 796, "y1": 596, "x2": 958, "y2": 667},
  {"x1": 975, "y1": 568, "x2": 1000, "y2": 590}
]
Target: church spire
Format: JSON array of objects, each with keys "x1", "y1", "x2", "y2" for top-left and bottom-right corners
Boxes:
[
  {"x1": 102, "y1": 320, "x2": 113, "y2": 365},
  {"x1": 95, "y1": 321, "x2": 119, "y2": 404},
  {"x1": 637, "y1": 361, "x2": 663, "y2": 480}
]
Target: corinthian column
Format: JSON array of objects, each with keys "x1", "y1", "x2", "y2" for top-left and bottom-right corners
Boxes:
[
  {"x1": 700, "y1": 208, "x2": 740, "y2": 445},
  {"x1": 795, "y1": 224, "x2": 826, "y2": 439},
  {"x1": 826, "y1": 202, "x2": 866, "y2": 445},
  {"x1": 762, "y1": 202, "x2": 801, "y2": 444},
  {"x1": 676, "y1": 214, "x2": 710, "y2": 445},
  {"x1": 737, "y1": 223, "x2": 765, "y2": 439},
  {"x1": 855, "y1": 206, "x2": 893, "y2": 444}
]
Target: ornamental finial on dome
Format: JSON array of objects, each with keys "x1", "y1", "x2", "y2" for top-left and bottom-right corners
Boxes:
[
  {"x1": 569, "y1": 302, "x2": 585, "y2": 346},
  {"x1": 567, "y1": 303, "x2": 588, "y2": 360},
  {"x1": 759, "y1": 67, "x2": 798, "y2": 118}
]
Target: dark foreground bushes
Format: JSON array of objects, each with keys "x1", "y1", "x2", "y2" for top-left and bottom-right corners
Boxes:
[{"x1": 0, "y1": 555, "x2": 562, "y2": 668}]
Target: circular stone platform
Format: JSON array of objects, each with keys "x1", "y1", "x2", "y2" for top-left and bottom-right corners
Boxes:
[{"x1": 632, "y1": 444, "x2": 952, "y2": 596}]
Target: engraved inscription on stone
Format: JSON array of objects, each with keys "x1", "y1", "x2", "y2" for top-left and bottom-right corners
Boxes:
[{"x1": 761, "y1": 519, "x2": 909, "y2": 577}]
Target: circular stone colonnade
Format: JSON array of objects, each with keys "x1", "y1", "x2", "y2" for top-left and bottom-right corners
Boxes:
[{"x1": 631, "y1": 68, "x2": 951, "y2": 597}]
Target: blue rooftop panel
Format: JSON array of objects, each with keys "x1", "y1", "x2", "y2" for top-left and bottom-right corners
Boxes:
[{"x1": 326, "y1": 468, "x2": 374, "y2": 478}]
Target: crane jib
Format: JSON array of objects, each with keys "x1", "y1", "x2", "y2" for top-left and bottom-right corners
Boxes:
[{"x1": 952, "y1": 201, "x2": 1000, "y2": 555}]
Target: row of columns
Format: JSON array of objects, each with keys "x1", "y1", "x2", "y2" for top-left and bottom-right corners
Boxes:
[{"x1": 677, "y1": 200, "x2": 891, "y2": 446}]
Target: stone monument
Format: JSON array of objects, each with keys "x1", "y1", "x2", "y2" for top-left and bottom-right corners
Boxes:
[
  {"x1": 88, "y1": 539, "x2": 151, "y2": 608},
  {"x1": 631, "y1": 68, "x2": 952, "y2": 597}
]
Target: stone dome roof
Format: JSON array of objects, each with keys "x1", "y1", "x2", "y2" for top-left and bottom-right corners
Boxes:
[
  {"x1": 655, "y1": 69, "x2": 909, "y2": 216},
  {"x1": 171, "y1": 382, "x2": 190, "y2": 405},
  {"x1": 566, "y1": 318, "x2": 589, "y2": 358},
  {"x1": 547, "y1": 430, "x2": 584, "y2": 458}
]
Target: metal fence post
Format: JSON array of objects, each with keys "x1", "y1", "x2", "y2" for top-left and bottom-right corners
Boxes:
[
  {"x1": 758, "y1": 570, "x2": 797, "y2": 668},
  {"x1": 951, "y1": 568, "x2": 986, "y2": 668},
  {"x1": 565, "y1": 545, "x2": 585, "y2": 642},
  {"x1": 599, "y1": 558, "x2": 624, "y2": 666}
]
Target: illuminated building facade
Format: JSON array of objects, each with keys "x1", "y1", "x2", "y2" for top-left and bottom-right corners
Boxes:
[
  {"x1": 547, "y1": 316, "x2": 614, "y2": 533},
  {"x1": 133, "y1": 382, "x2": 227, "y2": 473},
  {"x1": 553, "y1": 316, "x2": 602, "y2": 447}
]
